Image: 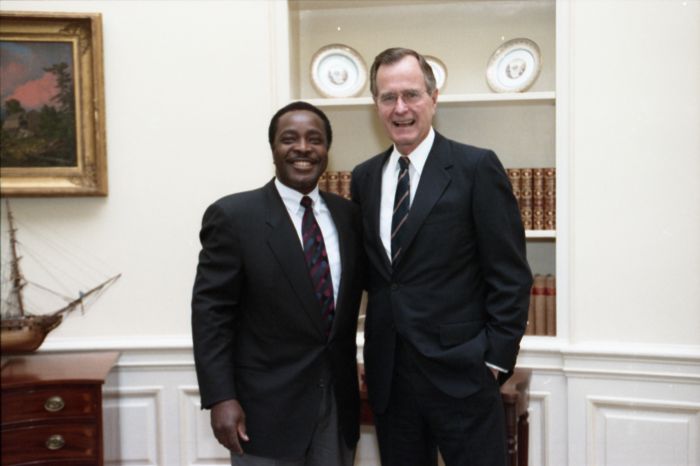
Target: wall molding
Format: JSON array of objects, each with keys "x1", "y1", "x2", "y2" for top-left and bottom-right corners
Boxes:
[
  {"x1": 40, "y1": 336, "x2": 700, "y2": 381},
  {"x1": 35, "y1": 335, "x2": 699, "y2": 465}
]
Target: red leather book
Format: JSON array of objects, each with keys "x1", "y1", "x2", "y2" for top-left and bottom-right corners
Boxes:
[
  {"x1": 545, "y1": 274, "x2": 556, "y2": 336},
  {"x1": 532, "y1": 274, "x2": 546, "y2": 335}
]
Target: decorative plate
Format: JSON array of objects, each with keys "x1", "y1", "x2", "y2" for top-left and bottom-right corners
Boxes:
[
  {"x1": 310, "y1": 44, "x2": 367, "y2": 98},
  {"x1": 425, "y1": 55, "x2": 447, "y2": 91},
  {"x1": 486, "y1": 38, "x2": 542, "y2": 93}
]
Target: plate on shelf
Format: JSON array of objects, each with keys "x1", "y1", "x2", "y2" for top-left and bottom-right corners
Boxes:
[
  {"x1": 310, "y1": 44, "x2": 367, "y2": 98},
  {"x1": 486, "y1": 38, "x2": 541, "y2": 93},
  {"x1": 425, "y1": 55, "x2": 447, "y2": 91}
]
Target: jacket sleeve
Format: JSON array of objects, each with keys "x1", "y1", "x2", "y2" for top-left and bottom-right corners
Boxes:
[
  {"x1": 191, "y1": 201, "x2": 242, "y2": 409},
  {"x1": 472, "y1": 151, "x2": 533, "y2": 373}
]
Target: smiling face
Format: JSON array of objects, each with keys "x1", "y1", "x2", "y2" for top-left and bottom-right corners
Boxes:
[
  {"x1": 272, "y1": 110, "x2": 329, "y2": 194},
  {"x1": 375, "y1": 55, "x2": 438, "y2": 155}
]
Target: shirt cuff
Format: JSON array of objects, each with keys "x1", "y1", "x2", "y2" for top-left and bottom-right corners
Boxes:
[{"x1": 485, "y1": 362, "x2": 508, "y2": 373}]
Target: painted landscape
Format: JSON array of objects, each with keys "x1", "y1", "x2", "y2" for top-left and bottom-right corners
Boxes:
[{"x1": 0, "y1": 41, "x2": 77, "y2": 168}]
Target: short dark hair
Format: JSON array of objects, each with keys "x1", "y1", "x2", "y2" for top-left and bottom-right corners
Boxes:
[
  {"x1": 268, "y1": 101, "x2": 332, "y2": 149},
  {"x1": 369, "y1": 47, "x2": 436, "y2": 98}
]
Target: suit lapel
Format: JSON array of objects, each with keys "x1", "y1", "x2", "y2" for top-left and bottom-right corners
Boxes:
[
  {"x1": 322, "y1": 192, "x2": 350, "y2": 340},
  {"x1": 366, "y1": 150, "x2": 392, "y2": 278},
  {"x1": 393, "y1": 134, "x2": 452, "y2": 269},
  {"x1": 263, "y1": 181, "x2": 325, "y2": 337}
]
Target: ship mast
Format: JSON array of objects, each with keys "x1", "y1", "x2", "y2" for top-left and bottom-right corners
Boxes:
[{"x1": 5, "y1": 200, "x2": 26, "y2": 317}]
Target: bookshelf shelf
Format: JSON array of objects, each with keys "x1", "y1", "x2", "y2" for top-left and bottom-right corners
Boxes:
[
  {"x1": 526, "y1": 230, "x2": 556, "y2": 239},
  {"x1": 306, "y1": 91, "x2": 556, "y2": 108}
]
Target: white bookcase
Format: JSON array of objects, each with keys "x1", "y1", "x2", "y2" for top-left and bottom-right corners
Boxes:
[{"x1": 275, "y1": 0, "x2": 567, "y2": 340}]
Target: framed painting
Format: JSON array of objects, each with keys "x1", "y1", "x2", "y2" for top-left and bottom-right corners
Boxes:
[{"x1": 0, "y1": 12, "x2": 107, "y2": 196}]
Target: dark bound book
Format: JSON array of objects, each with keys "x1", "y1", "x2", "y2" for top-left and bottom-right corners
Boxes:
[
  {"x1": 532, "y1": 168, "x2": 545, "y2": 230},
  {"x1": 326, "y1": 171, "x2": 340, "y2": 196},
  {"x1": 339, "y1": 171, "x2": 352, "y2": 200},
  {"x1": 544, "y1": 167, "x2": 556, "y2": 230},
  {"x1": 506, "y1": 168, "x2": 521, "y2": 205},
  {"x1": 520, "y1": 168, "x2": 533, "y2": 230},
  {"x1": 318, "y1": 172, "x2": 329, "y2": 192}
]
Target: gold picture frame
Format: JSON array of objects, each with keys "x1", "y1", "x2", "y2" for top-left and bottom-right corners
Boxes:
[{"x1": 1, "y1": 12, "x2": 107, "y2": 196}]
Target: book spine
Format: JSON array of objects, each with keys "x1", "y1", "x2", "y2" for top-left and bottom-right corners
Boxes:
[
  {"x1": 525, "y1": 283, "x2": 535, "y2": 335},
  {"x1": 506, "y1": 168, "x2": 521, "y2": 206},
  {"x1": 326, "y1": 171, "x2": 340, "y2": 196},
  {"x1": 318, "y1": 172, "x2": 329, "y2": 192},
  {"x1": 532, "y1": 168, "x2": 545, "y2": 230},
  {"x1": 532, "y1": 274, "x2": 546, "y2": 335},
  {"x1": 339, "y1": 171, "x2": 352, "y2": 200},
  {"x1": 545, "y1": 274, "x2": 556, "y2": 336},
  {"x1": 520, "y1": 168, "x2": 533, "y2": 230},
  {"x1": 544, "y1": 167, "x2": 556, "y2": 230}
]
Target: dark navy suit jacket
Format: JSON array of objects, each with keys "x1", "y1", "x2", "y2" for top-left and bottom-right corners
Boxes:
[{"x1": 351, "y1": 132, "x2": 532, "y2": 414}]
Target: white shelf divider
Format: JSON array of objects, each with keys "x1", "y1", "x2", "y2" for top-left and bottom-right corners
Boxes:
[
  {"x1": 303, "y1": 91, "x2": 555, "y2": 108},
  {"x1": 526, "y1": 230, "x2": 556, "y2": 239}
]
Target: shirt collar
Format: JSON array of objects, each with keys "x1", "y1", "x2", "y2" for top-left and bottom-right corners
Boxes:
[
  {"x1": 274, "y1": 178, "x2": 322, "y2": 214},
  {"x1": 389, "y1": 127, "x2": 435, "y2": 176}
]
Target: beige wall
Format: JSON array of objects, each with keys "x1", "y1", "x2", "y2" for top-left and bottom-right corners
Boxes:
[
  {"x1": 2, "y1": 0, "x2": 699, "y2": 349},
  {"x1": 568, "y1": 0, "x2": 700, "y2": 345},
  {"x1": 1, "y1": 1, "x2": 278, "y2": 341}
]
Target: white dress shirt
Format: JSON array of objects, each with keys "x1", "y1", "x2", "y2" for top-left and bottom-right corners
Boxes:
[
  {"x1": 275, "y1": 178, "x2": 341, "y2": 303},
  {"x1": 379, "y1": 127, "x2": 435, "y2": 262}
]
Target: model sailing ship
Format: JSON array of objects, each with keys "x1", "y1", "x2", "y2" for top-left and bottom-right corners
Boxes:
[{"x1": 1, "y1": 201, "x2": 120, "y2": 353}]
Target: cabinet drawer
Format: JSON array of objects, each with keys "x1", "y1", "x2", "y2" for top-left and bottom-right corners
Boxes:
[
  {"x1": 1, "y1": 423, "x2": 98, "y2": 465},
  {"x1": 1, "y1": 385, "x2": 99, "y2": 424}
]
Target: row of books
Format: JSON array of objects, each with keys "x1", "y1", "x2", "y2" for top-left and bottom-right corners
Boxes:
[
  {"x1": 525, "y1": 273, "x2": 556, "y2": 336},
  {"x1": 506, "y1": 167, "x2": 556, "y2": 231},
  {"x1": 321, "y1": 167, "x2": 556, "y2": 231},
  {"x1": 319, "y1": 171, "x2": 352, "y2": 200}
]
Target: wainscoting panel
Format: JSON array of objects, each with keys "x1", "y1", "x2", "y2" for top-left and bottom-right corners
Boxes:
[
  {"x1": 587, "y1": 396, "x2": 700, "y2": 466},
  {"x1": 38, "y1": 337, "x2": 699, "y2": 465},
  {"x1": 564, "y1": 344, "x2": 700, "y2": 466},
  {"x1": 104, "y1": 386, "x2": 163, "y2": 466},
  {"x1": 178, "y1": 385, "x2": 230, "y2": 466}
]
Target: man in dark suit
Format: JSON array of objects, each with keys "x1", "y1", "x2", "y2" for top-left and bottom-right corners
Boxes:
[
  {"x1": 192, "y1": 101, "x2": 364, "y2": 466},
  {"x1": 351, "y1": 48, "x2": 533, "y2": 466}
]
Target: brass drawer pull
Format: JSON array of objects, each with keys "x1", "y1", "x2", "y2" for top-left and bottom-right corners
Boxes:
[
  {"x1": 44, "y1": 396, "x2": 65, "y2": 412},
  {"x1": 45, "y1": 434, "x2": 65, "y2": 450}
]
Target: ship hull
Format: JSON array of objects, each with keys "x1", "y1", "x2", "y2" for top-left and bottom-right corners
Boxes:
[{"x1": 0, "y1": 316, "x2": 62, "y2": 353}]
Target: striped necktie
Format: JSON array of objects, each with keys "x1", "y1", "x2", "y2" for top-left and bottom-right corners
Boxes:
[
  {"x1": 300, "y1": 196, "x2": 335, "y2": 336},
  {"x1": 391, "y1": 156, "x2": 410, "y2": 263}
]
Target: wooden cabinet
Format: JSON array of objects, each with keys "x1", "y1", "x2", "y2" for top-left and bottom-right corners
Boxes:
[{"x1": 1, "y1": 352, "x2": 119, "y2": 466}]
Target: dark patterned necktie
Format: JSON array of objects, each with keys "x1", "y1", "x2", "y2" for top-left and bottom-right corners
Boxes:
[
  {"x1": 300, "y1": 196, "x2": 335, "y2": 336},
  {"x1": 391, "y1": 156, "x2": 411, "y2": 263}
]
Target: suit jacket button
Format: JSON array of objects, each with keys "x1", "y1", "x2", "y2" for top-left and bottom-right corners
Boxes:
[{"x1": 391, "y1": 283, "x2": 398, "y2": 290}]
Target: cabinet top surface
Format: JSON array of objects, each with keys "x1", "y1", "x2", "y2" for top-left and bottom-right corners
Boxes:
[{"x1": 1, "y1": 351, "x2": 119, "y2": 388}]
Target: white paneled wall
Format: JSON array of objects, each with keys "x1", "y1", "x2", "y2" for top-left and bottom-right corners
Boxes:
[{"x1": 36, "y1": 340, "x2": 697, "y2": 466}]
